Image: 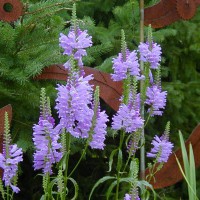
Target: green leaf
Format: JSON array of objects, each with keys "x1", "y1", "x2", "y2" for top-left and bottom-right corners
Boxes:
[
  {"x1": 68, "y1": 178, "x2": 79, "y2": 200},
  {"x1": 179, "y1": 131, "x2": 190, "y2": 179},
  {"x1": 107, "y1": 149, "x2": 118, "y2": 172},
  {"x1": 175, "y1": 155, "x2": 198, "y2": 199},
  {"x1": 116, "y1": 149, "x2": 123, "y2": 172},
  {"x1": 137, "y1": 180, "x2": 157, "y2": 200},
  {"x1": 176, "y1": 131, "x2": 199, "y2": 200},
  {"x1": 89, "y1": 176, "x2": 116, "y2": 200},
  {"x1": 40, "y1": 195, "x2": 45, "y2": 200},
  {"x1": 106, "y1": 180, "x2": 117, "y2": 200},
  {"x1": 189, "y1": 144, "x2": 196, "y2": 199},
  {"x1": 106, "y1": 177, "x2": 138, "y2": 200}
]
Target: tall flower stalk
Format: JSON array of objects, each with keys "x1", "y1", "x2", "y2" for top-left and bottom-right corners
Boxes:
[
  {"x1": 89, "y1": 24, "x2": 172, "y2": 199},
  {"x1": 0, "y1": 112, "x2": 23, "y2": 200},
  {"x1": 33, "y1": 4, "x2": 108, "y2": 199},
  {"x1": 111, "y1": 30, "x2": 144, "y2": 200},
  {"x1": 33, "y1": 88, "x2": 62, "y2": 199}
]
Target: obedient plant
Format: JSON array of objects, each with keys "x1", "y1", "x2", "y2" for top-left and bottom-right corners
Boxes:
[
  {"x1": 56, "y1": 4, "x2": 108, "y2": 148},
  {"x1": 0, "y1": 112, "x2": 23, "y2": 200},
  {"x1": 33, "y1": 88, "x2": 62, "y2": 174},
  {"x1": 87, "y1": 26, "x2": 173, "y2": 200},
  {"x1": 31, "y1": 4, "x2": 174, "y2": 200},
  {"x1": 32, "y1": 4, "x2": 109, "y2": 199},
  {"x1": 21, "y1": 3, "x2": 174, "y2": 200}
]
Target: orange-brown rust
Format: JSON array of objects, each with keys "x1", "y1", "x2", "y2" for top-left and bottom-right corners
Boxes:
[
  {"x1": 35, "y1": 65, "x2": 123, "y2": 111},
  {"x1": 144, "y1": 0, "x2": 200, "y2": 28},
  {"x1": 0, "y1": 0, "x2": 23, "y2": 22}
]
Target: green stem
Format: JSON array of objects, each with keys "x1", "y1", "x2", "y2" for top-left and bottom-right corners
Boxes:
[
  {"x1": 144, "y1": 110, "x2": 153, "y2": 128},
  {"x1": 115, "y1": 172, "x2": 120, "y2": 200},
  {"x1": 122, "y1": 154, "x2": 132, "y2": 173},
  {"x1": 6, "y1": 186, "x2": 9, "y2": 200},
  {"x1": 63, "y1": 132, "x2": 71, "y2": 198},
  {"x1": 147, "y1": 162, "x2": 163, "y2": 184},
  {"x1": 115, "y1": 131, "x2": 125, "y2": 200},
  {"x1": 68, "y1": 141, "x2": 89, "y2": 178}
]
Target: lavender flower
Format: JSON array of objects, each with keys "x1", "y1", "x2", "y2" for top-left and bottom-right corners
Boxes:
[
  {"x1": 124, "y1": 194, "x2": 140, "y2": 200},
  {"x1": 124, "y1": 194, "x2": 131, "y2": 200},
  {"x1": 59, "y1": 28, "x2": 92, "y2": 69},
  {"x1": 147, "y1": 135, "x2": 173, "y2": 163},
  {"x1": 145, "y1": 85, "x2": 167, "y2": 116},
  {"x1": 112, "y1": 94, "x2": 143, "y2": 133},
  {"x1": 0, "y1": 144, "x2": 23, "y2": 193},
  {"x1": 33, "y1": 118, "x2": 62, "y2": 174},
  {"x1": 138, "y1": 42, "x2": 161, "y2": 69},
  {"x1": 89, "y1": 108, "x2": 108, "y2": 150},
  {"x1": 111, "y1": 50, "x2": 140, "y2": 81},
  {"x1": 55, "y1": 75, "x2": 94, "y2": 138}
]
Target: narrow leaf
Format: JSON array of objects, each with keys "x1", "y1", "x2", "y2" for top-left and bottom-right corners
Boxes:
[
  {"x1": 106, "y1": 180, "x2": 117, "y2": 200},
  {"x1": 179, "y1": 131, "x2": 190, "y2": 179},
  {"x1": 175, "y1": 154, "x2": 198, "y2": 199},
  {"x1": 137, "y1": 180, "x2": 157, "y2": 200},
  {"x1": 107, "y1": 149, "x2": 118, "y2": 172},
  {"x1": 68, "y1": 177, "x2": 79, "y2": 200},
  {"x1": 189, "y1": 144, "x2": 196, "y2": 199},
  {"x1": 89, "y1": 176, "x2": 116, "y2": 200},
  {"x1": 116, "y1": 149, "x2": 123, "y2": 172}
]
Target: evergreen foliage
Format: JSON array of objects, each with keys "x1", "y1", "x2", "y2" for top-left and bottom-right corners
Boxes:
[
  {"x1": 161, "y1": 11, "x2": 200, "y2": 137},
  {"x1": 0, "y1": 0, "x2": 74, "y2": 152}
]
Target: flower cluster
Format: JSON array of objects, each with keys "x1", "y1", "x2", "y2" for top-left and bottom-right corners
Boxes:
[
  {"x1": 33, "y1": 89, "x2": 62, "y2": 174},
  {"x1": 111, "y1": 50, "x2": 140, "y2": 81},
  {"x1": 112, "y1": 102, "x2": 143, "y2": 133},
  {"x1": 89, "y1": 107, "x2": 108, "y2": 150},
  {"x1": 112, "y1": 91, "x2": 143, "y2": 133},
  {"x1": 138, "y1": 42, "x2": 162, "y2": 69},
  {"x1": 56, "y1": 22, "x2": 108, "y2": 150},
  {"x1": 145, "y1": 85, "x2": 167, "y2": 116},
  {"x1": 33, "y1": 117, "x2": 62, "y2": 174},
  {"x1": 147, "y1": 135, "x2": 174, "y2": 163},
  {"x1": 0, "y1": 144, "x2": 23, "y2": 193},
  {"x1": 59, "y1": 28, "x2": 92, "y2": 70},
  {"x1": 55, "y1": 75, "x2": 94, "y2": 138}
]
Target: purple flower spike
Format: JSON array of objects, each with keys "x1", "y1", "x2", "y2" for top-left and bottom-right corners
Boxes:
[
  {"x1": 112, "y1": 104, "x2": 143, "y2": 133},
  {"x1": 55, "y1": 75, "x2": 94, "y2": 138},
  {"x1": 90, "y1": 109, "x2": 108, "y2": 150},
  {"x1": 138, "y1": 42, "x2": 162, "y2": 69},
  {"x1": 127, "y1": 51, "x2": 140, "y2": 77},
  {"x1": 145, "y1": 85, "x2": 167, "y2": 116},
  {"x1": 0, "y1": 144, "x2": 23, "y2": 193},
  {"x1": 111, "y1": 53, "x2": 128, "y2": 81},
  {"x1": 147, "y1": 135, "x2": 173, "y2": 163},
  {"x1": 33, "y1": 118, "x2": 62, "y2": 174},
  {"x1": 111, "y1": 50, "x2": 140, "y2": 81},
  {"x1": 59, "y1": 28, "x2": 92, "y2": 69}
]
